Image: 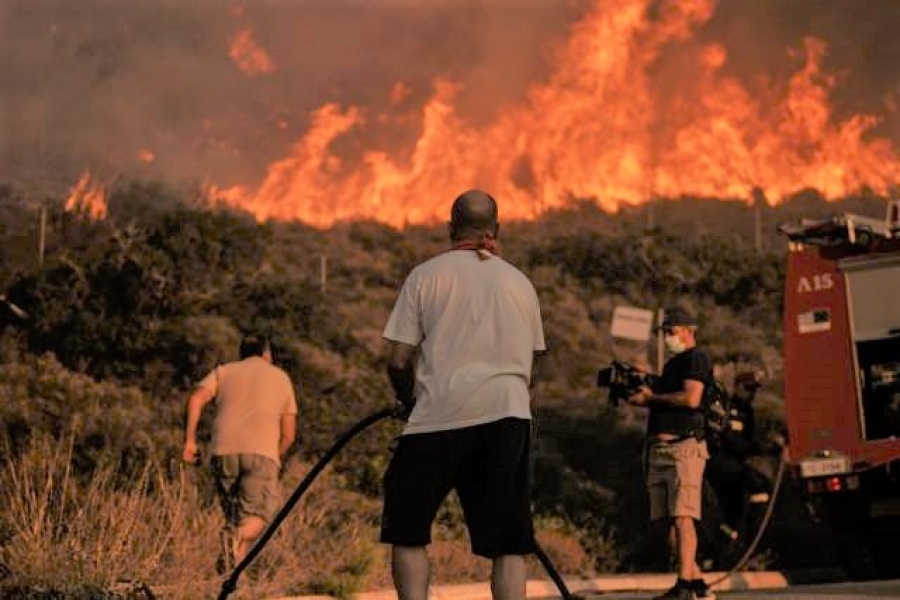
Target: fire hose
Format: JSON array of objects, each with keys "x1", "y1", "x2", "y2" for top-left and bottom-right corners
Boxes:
[
  {"x1": 218, "y1": 407, "x2": 573, "y2": 600},
  {"x1": 707, "y1": 448, "x2": 788, "y2": 588}
]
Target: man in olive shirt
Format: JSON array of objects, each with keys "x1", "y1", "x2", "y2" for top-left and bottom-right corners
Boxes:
[{"x1": 183, "y1": 332, "x2": 298, "y2": 570}]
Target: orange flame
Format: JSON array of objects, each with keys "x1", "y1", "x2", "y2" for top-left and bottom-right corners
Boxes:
[
  {"x1": 209, "y1": 0, "x2": 899, "y2": 228},
  {"x1": 138, "y1": 149, "x2": 156, "y2": 163},
  {"x1": 229, "y1": 28, "x2": 275, "y2": 76},
  {"x1": 390, "y1": 82, "x2": 413, "y2": 107},
  {"x1": 65, "y1": 172, "x2": 108, "y2": 220}
]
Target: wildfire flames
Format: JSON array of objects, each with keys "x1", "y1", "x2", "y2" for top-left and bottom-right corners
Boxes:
[
  {"x1": 138, "y1": 149, "x2": 156, "y2": 163},
  {"x1": 141, "y1": 0, "x2": 900, "y2": 227},
  {"x1": 65, "y1": 172, "x2": 108, "y2": 220},
  {"x1": 229, "y1": 28, "x2": 275, "y2": 76}
]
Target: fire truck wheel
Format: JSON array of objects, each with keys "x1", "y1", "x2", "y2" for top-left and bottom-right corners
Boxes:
[
  {"x1": 820, "y1": 496, "x2": 900, "y2": 580},
  {"x1": 821, "y1": 495, "x2": 876, "y2": 580}
]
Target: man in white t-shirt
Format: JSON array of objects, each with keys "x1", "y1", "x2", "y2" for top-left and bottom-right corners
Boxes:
[
  {"x1": 381, "y1": 189, "x2": 546, "y2": 600},
  {"x1": 182, "y1": 332, "x2": 298, "y2": 571}
]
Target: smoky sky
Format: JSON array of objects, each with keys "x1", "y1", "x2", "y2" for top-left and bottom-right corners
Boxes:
[{"x1": 2, "y1": 0, "x2": 898, "y2": 198}]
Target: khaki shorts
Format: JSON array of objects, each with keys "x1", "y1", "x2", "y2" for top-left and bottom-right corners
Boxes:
[
  {"x1": 645, "y1": 438, "x2": 709, "y2": 521},
  {"x1": 211, "y1": 454, "x2": 281, "y2": 526}
]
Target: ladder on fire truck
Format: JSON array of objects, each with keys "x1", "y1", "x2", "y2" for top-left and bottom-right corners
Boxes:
[{"x1": 777, "y1": 197, "x2": 900, "y2": 249}]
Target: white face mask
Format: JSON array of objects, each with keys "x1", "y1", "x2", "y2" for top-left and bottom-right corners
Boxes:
[{"x1": 664, "y1": 334, "x2": 687, "y2": 354}]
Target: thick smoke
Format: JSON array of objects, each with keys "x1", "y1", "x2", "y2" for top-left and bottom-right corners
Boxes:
[{"x1": 2, "y1": 0, "x2": 898, "y2": 198}]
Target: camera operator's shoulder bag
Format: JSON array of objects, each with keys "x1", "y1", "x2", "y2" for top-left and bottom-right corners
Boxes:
[{"x1": 703, "y1": 379, "x2": 731, "y2": 451}]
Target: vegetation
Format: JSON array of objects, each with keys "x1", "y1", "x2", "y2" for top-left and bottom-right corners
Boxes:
[{"x1": 0, "y1": 180, "x2": 889, "y2": 597}]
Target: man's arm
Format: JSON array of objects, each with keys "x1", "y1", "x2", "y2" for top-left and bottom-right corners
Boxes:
[
  {"x1": 386, "y1": 340, "x2": 417, "y2": 408},
  {"x1": 183, "y1": 386, "x2": 214, "y2": 463},
  {"x1": 279, "y1": 413, "x2": 297, "y2": 458},
  {"x1": 629, "y1": 379, "x2": 705, "y2": 409}
]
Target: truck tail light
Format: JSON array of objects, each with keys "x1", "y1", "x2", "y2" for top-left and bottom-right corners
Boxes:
[{"x1": 806, "y1": 474, "x2": 862, "y2": 494}]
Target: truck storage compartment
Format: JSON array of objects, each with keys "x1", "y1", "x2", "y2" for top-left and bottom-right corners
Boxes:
[{"x1": 842, "y1": 255, "x2": 900, "y2": 441}]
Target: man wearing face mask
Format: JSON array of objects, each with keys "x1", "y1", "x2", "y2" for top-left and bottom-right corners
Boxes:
[{"x1": 627, "y1": 307, "x2": 715, "y2": 600}]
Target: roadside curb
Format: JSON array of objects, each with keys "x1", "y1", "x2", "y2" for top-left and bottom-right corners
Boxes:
[{"x1": 269, "y1": 570, "x2": 797, "y2": 599}]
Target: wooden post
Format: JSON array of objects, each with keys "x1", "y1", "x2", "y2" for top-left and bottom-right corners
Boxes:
[
  {"x1": 320, "y1": 254, "x2": 327, "y2": 294},
  {"x1": 754, "y1": 201, "x2": 762, "y2": 254},
  {"x1": 751, "y1": 187, "x2": 766, "y2": 254},
  {"x1": 656, "y1": 307, "x2": 664, "y2": 374},
  {"x1": 38, "y1": 205, "x2": 46, "y2": 266}
]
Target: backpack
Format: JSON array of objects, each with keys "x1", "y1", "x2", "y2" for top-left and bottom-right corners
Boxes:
[{"x1": 703, "y1": 379, "x2": 731, "y2": 450}]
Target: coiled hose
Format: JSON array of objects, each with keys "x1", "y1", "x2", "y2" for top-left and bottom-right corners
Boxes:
[{"x1": 707, "y1": 449, "x2": 788, "y2": 588}]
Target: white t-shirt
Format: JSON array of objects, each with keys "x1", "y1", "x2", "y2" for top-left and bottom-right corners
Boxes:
[
  {"x1": 383, "y1": 249, "x2": 546, "y2": 435},
  {"x1": 199, "y1": 356, "x2": 298, "y2": 465}
]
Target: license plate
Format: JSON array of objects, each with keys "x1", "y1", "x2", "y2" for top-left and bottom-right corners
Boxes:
[{"x1": 800, "y1": 456, "x2": 849, "y2": 478}]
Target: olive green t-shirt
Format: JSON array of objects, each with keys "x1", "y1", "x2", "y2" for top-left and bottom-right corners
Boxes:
[{"x1": 199, "y1": 356, "x2": 297, "y2": 465}]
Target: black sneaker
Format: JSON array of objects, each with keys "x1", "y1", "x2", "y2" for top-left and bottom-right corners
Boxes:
[
  {"x1": 652, "y1": 580, "x2": 694, "y2": 600},
  {"x1": 691, "y1": 578, "x2": 716, "y2": 599}
]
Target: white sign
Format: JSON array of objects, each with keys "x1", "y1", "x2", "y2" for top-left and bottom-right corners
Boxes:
[{"x1": 611, "y1": 305, "x2": 655, "y2": 342}]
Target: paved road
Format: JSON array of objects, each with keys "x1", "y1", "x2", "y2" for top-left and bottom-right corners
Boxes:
[
  {"x1": 279, "y1": 576, "x2": 900, "y2": 600},
  {"x1": 579, "y1": 579, "x2": 900, "y2": 599}
]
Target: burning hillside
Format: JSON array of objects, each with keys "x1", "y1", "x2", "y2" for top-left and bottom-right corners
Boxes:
[
  {"x1": 206, "y1": 0, "x2": 899, "y2": 227},
  {"x1": 7, "y1": 0, "x2": 900, "y2": 228}
]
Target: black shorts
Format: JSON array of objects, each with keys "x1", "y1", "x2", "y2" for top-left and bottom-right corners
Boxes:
[{"x1": 380, "y1": 417, "x2": 534, "y2": 558}]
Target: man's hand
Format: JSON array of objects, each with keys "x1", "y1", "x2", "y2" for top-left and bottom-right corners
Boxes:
[
  {"x1": 627, "y1": 386, "x2": 653, "y2": 406},
  {"x1": 391, "y1": 400, "x2": 413, "y2": 421},
  {"x1": 182, "y1": 440, "x2": 200, "y2": 465},
  {"x1": 183, "y1": 386, "x2": 213, "y2": 465},
  {"x1": 386, "y1": 341, "x2": 417, "y2": 420}
]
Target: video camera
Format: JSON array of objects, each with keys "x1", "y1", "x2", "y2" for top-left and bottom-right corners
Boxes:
[{"x1": 596, "y1": 360, "x2": 657, "y2": 406}]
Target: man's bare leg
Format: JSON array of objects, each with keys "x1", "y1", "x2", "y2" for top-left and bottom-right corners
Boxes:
[
  {"x1": 234, "y1": 515, "x2": 267, "y2": 564},
  {"x1": 673, "y1": 516, "x2": 700, "y2": 580},
  {"x1": 392, "y1": 545, "x2": 430, "y2": 600},
  {"x1": 491, "y1": 554, "x2": 526, "y2": 600}
]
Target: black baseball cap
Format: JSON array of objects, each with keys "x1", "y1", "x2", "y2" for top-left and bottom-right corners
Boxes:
[{"x1": 657, "y1": 307, "x2": 697, "y2": 329}]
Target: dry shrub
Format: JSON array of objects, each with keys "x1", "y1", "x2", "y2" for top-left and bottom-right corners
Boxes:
[
  {"x1": 0, "y1": 434, "x2": 209, "y2": 594},
  {"x1": 0, "y1": 437, "x2": 388, "y2": 599},
  {"x1": 0, "y1": 434, "x2": 603, "y2": 599},
  {"x1": 532, "y1": 528, "x2": 595, "y2": 578}
]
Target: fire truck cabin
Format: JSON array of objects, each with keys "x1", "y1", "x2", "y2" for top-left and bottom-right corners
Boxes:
[{"x1": 779, "y1": 199, "x2": 900, "y2": 510}]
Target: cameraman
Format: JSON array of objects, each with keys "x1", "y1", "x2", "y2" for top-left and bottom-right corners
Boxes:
[{"x1": 627, "y1": 307, "x2": 715, "y2": 600}]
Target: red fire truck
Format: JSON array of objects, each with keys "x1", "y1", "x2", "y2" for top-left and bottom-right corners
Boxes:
[{"x1": 778, "y1": 198, "x2": 900, "y2": 578}]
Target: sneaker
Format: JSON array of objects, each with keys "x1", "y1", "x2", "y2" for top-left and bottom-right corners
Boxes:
[
  {"x1": 652, "y1": 580, "x2": 694, "y2": 600},
  {"x1": 691, "y1": 579, "x2": 716, "y2": 599}
]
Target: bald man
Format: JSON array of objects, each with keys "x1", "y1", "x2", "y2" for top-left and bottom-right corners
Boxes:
[{"x1": 381, "y1": 189, "x2": 547, "y2": 600}]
